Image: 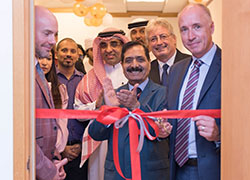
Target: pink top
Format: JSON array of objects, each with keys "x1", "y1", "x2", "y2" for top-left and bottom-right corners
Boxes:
[{"x1": 48, "y1": 83, "x2": 69, "y2": 153}]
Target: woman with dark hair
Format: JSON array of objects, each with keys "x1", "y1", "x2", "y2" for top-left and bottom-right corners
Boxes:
[
  {"x1": 38, "y1": 49, "x2": 69, "y2": 153},
  {"x1": 75, "y1": 44, "x2": 87, "y2": 74}
]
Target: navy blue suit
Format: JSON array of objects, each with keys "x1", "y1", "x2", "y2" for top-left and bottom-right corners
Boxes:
[
  {"x1": 89, "y1": 80, "x2": 170, "y2": 180},
  {"x1": 166, "y1": 46, "x2": 221, "y2": 180}
]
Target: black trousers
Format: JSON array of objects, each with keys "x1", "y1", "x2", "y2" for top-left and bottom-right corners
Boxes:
[{"x1": 64, "y1": 153, "x2": 88, "y2": 180}]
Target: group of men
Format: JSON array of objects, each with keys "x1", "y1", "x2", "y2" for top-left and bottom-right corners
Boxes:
[{"x1": 35, "y1": 3, "x2": 221, "y2": 180}]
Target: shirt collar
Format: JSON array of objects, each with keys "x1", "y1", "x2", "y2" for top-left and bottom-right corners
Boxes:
[
  {"x1": 191, "y1": 43, "x2": 217, "y2": 67},
  {"x1": 56, "y1": 67, "x2": 83, "y2": 77},
  {"x1": 104, "y1": 62, "x2": 121, "y2": 71},
  {"x1": 157, "y1": 50, "x2": 177, "y2": 68},
  {"x1": 128, "y1": 78, "x2": 149, "y2": 91}
]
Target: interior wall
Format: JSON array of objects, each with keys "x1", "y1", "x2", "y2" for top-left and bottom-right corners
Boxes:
[
  {"x1": 1, "y1": 0, "x2": 13, "y2": 179},
  {"x1": 208, "y1": 0, "x2": 222, "y2": 48}
]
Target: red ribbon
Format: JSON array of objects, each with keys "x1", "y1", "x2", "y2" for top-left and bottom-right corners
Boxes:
[
  {"x1": 36, "y1": 107, "x2": 221, "y2": 119},
  {"x1": 36, "y1": 106, "x2": 221, "y2": 180}
]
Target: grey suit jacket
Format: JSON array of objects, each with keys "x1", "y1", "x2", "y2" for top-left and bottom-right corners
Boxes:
[
  {"x1": 166, "y1": 46, "x2": 221, "y2": 180},
  {"x1": 89, "y1": 80, "x2": 170, "y2": 180},
  {"x1": 149, "y1": 49, "x2": 190, "y2": 85},
  {"x1": 35, "y1": 69, "x2": 58, "y2": 180}
]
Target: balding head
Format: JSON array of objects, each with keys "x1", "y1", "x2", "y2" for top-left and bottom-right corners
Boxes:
[
  {"x1": 178, "y1": 3, "x2": 212, "y2": 24},
  {"x1": 35, "y1": 6, "x2": 58, "y2": 59},
  {"x1": 178, "y1": 3, "x2": 214, "y2": 58}
]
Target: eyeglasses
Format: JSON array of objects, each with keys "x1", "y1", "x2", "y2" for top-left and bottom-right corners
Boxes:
[
  {"x1": 149, "y1": 33, "x2": 172, "y2": 43},
  {"x1": 100, "y1": 40, "x2": 122, "y2": 49}
]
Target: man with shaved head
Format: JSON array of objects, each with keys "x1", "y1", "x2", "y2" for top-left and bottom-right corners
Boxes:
[
  {"x1": 35, "y1": 6, "x2": 67, "y2": 180},
  {"x1": 166, "y1": 3, "x2": 221, "y2": 180}
]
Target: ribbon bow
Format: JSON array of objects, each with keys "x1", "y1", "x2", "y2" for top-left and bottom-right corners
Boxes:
[{"x1": 95, "y1": 106, "x2": 159, "y2": 180}]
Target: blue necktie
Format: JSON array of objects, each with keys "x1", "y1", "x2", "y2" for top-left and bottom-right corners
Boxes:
[{"x1": 161, "y1": 64, "x2": 169, "y2": 86}]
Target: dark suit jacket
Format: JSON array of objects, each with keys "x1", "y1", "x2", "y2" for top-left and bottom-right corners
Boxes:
[
  {"x1": 149, "y1": 49, "x2": 190, "y2": 84},
  {"x1": 35, "y1": 69, "x2": 58, "y2": 180},
  {"x1": 166, "y1": 46, "x2": 221, "y2": 180},
  {"x1": 89, "y1": 80, "x2": 170, "y2": 180}
]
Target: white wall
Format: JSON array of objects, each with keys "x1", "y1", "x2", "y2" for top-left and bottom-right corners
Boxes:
[
  {"x1": 208, "y1": 0, "x2": 222, "y2": 48},
  {"x1": 0, "y1": 0, "x2": 13, "y2": 179}
]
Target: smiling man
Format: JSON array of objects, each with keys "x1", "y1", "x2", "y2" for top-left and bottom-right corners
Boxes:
[
  {"x1": 88, "y1": 41, "x2": 172, "y2": 180},
  {"x1": 145, "y1": 18, "x2": 190, "y2": 86},
  {"x1": 166, "y1": 4, "x2": 221, "y2": 180},
  {"x1": 56, "y1": 38, "x2": 87, "y2": 180},
  {"x1": 74, "y1": 28, "x2": 128, "y2": 180}
]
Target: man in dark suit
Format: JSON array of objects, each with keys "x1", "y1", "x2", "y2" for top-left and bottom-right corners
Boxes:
[
  {"x1": 89, "y1": 41, "x2": 172, "y2": 180},
  {"x1": 145, "y1": 18, "x2": 190, "y2": 85},
  {"x1": 35, "y1": 6, "x2": 67, "y2": 180},
  {"x1": 166, "y1": 4, "x2": 221, "y2": 180}
]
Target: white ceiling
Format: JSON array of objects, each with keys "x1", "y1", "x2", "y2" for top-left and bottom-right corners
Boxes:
[{"x1": 34, "y1": 0, "x2": 207, "y2": 15}]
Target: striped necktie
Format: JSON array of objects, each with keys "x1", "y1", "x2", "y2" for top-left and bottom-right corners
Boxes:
[
  {"x1": 136, "y1": 87, "x2": 142, "y2": 100},
  {"x1": 174, "y1": 59, "x2": 203, "y2": 167}
]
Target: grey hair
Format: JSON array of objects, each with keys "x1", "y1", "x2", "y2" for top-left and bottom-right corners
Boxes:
[{"x1": 145, "y1": 18, "x2": 175, "y2": 43}]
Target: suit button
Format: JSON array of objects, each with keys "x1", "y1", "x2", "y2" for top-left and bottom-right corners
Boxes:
[{"x1": 54, "y1": 126, "x2": 57, "y2": 131}]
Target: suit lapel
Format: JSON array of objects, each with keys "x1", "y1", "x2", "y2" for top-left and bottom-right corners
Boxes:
[
  {"x1": 139, "y1": 80, "x2": 155, "y2": 111},
  {"x1": 35, "y1": 70, "x2": 54, "y2": 108},
  {"x1": 198, "y1": 47, "x2": 221, "y2": 106},
  {"x1": 172, "y1": 58, "x2": 192, "y2": 109},
  {"x1": 150, "y1": 60, "x2": 161, "y2": 84},
  {"x1": 174, "y1": 49, "x2": 183, "y2": 63}
]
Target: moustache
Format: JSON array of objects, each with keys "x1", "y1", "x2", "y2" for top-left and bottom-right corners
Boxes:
[
  {"x1": 64, "y1": 56, "x2": 73, "y2": 60},
  {"x1": 155, "y1": 44, "x2": 167, "y2": 51},
  {"x1": 127, "y1": 66, "x2": 143, "y2": 73},
  {"x1": 105, "y1": 52, "x2": 115, "y2": 56}
]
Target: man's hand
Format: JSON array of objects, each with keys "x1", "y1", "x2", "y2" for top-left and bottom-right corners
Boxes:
[
  {"x1": 192, "y1": 115, "x2": 220, "y2": 141},
  {"x1": 116, "y1": 83, "x2": 140, "y2": 110},
  {"x1": 53, "y1": 158, "x2": 68, "y2": 180},
  {"x1": 103, "y1": 77, "x2": 120, "y2": 106},
  {"x1": 62, "y1": 144, "x2": 81, "y2": 162},
  {"x1": 155, "y1": 118, "x2": 172, "y2": 138}
]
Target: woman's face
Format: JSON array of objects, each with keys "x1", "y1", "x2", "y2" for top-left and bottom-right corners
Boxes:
[{"x1": 38, "y1": 51, "x2": 53, "y2": 74}]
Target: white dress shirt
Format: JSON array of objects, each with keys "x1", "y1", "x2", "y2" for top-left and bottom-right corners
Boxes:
[
  {"x1": 157, "y1": 51, "x2": 177, "y2": 81},
  {"x1": 178, "y1": 44, "x2": 217, "y2": 158}
]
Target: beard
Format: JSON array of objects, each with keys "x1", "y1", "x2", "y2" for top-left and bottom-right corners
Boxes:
[
  {"x1": 58, "y1": 58, "x2": 75, "y2": 68},
  {"x1": 35, "y1": 47, "x2": 50, "y2": 59}
]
